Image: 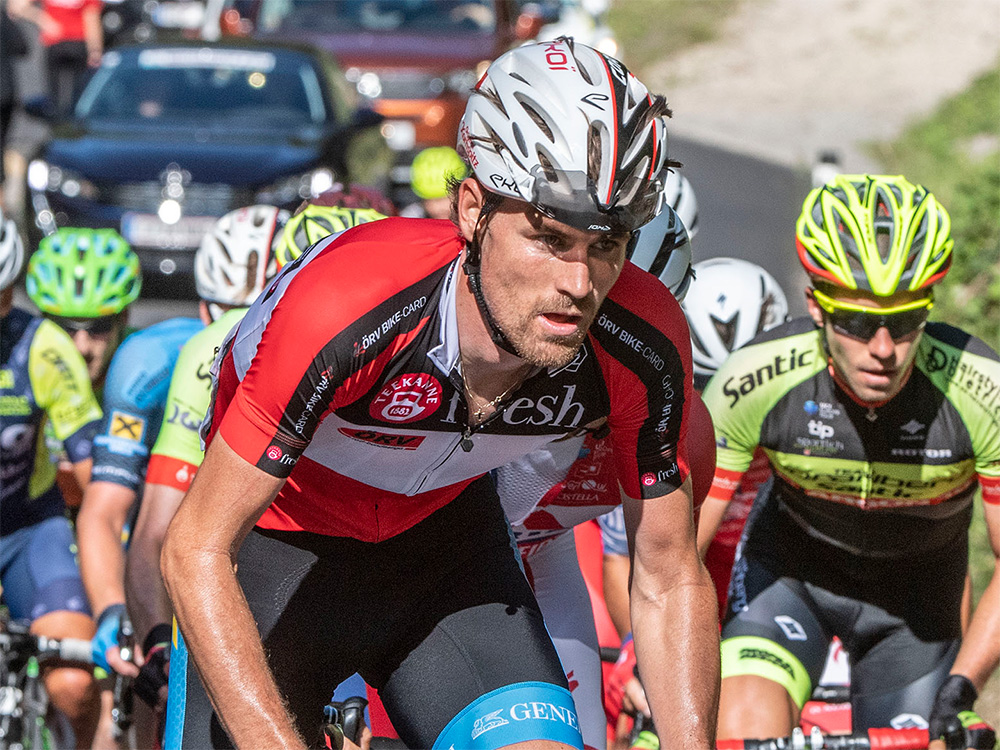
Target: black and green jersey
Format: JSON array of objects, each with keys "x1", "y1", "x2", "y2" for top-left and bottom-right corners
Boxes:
[{"x1": 703, "y1": 317, "x2": 1000, "y2": 558}]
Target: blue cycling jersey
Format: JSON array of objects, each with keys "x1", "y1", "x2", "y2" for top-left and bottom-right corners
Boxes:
[{"x1": 90, "y1": 317, "x2": 203, "y2": 492}]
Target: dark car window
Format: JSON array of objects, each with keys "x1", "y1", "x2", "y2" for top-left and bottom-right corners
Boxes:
[
  {"x1": 77, "y1": 47, "x2": 328, "y2": 127},
  {"x1": 258, "y1": 0, "x2": 497, "y2": 34}
]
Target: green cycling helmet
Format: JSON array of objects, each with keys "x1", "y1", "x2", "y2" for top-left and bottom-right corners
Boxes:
[
  {"x1": 796, "y1": 174, "x2": 953, "y2": 295},
  {"x1": 274, "y1": 205, "x2": 386, "y2": 268},
  {"x1": 410, "y1": 146, "x2": 467, "y2": 200},
  {"x1": 27, "y1": 228, "x2": 141, "y2": 317}
]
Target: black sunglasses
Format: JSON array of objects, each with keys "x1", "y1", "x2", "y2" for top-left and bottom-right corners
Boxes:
[
  {"x1": 823, "y1": 306, "x2": 931, "y2": 341},
  {"x1": 51, "y1": 315, "x2": 118, "y2": 336}
]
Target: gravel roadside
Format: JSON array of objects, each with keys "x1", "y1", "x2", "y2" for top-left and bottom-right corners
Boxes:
[{"x1": 643, "y1": 0, "x2": 1000, "y2": 172}]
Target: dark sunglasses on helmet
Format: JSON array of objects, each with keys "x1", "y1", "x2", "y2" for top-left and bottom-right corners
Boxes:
[{"x1": 811, "y1": 288, "x2": 932, "y2": 341}]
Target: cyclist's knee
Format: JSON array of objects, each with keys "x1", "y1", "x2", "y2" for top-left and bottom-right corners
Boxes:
[
  {"x1": 43, "y1": 664, "x2": 99, "y2": 720},
  {"x1": 718, "y1": 674, "x2": 799, "y2": 739}
]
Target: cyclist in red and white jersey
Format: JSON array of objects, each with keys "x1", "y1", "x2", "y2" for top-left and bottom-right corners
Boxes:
[
  {"x1": 161, "y1": 39, "x2": 718, "y2": 750},
  {"x1": 498, "y1": 200, "x2": 711, "y2": 750}
]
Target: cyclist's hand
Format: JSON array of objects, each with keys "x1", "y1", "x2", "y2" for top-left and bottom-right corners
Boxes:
[
  {"x1": 134, "y1": 624, "x2": 171, "y2": 712},
  {"x1": 105, "y1": 644, "x2": 140, "y2": 678},
  {"x1": 92, "y1": 603, "x2": 138, "y2": 675},
  {"x1": 622, "y1": 677, "x2": 650, "y2": 718},
  {"x1": 606, "y1": 636, "x2": 651, "y2": 720},
  {"x1": 340, "y1": 726, "x2": 372, "y2": 750},
  {"x1": 929, "y1": 675, "x2": 997, "y2": 750}
]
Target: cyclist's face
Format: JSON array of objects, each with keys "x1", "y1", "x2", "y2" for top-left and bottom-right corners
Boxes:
[
  {"x1": 806, "y1": 287, "x2": 926, "y2": 404},
  {"x1": 460, "y1": 181, "x2": 629, "y2": 368},
  {"x1": 53, "y1": 315, "x2": 126, "y2": 382}
]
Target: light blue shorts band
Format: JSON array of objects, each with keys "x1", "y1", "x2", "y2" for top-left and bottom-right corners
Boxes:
[{"x1": 433, "y1": 681, "x2": 584, "y2": 750}]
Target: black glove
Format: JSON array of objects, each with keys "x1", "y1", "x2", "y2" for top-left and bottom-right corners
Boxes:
[
  {"x1": 929, "y1": 674, "x2": 997, "y2": 750},
  {"x1": 133, "y1": 624, "x2": 171, "y2": 709}
]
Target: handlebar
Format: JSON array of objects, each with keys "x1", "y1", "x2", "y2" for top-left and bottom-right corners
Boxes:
[
  {"x1": 717, "y1": 727, "x2": 931, "y2": 750},
  {"x1": 0, "y1": 625, "x2": 93, "y2": 666}
]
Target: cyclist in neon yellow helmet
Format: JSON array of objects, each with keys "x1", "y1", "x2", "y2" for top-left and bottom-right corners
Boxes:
[
  {"x1": 796, "y1": 174, "x2": 952, "y2": 403},
  {"x1": 797, "y1": 173, "x2": 953, "y2": 296},
  {"x1": 26, "y1": 227, "x2": 141, "y2": 383},
  {"x1": 403, "y1": 146, "x2": 468, "y2": 220},
  {"x1": 274, "y1": 204, "x2": 387, "y2": 268},
  {"x1": 699, "y1": 174, "x2": 999, "y2": 750}
]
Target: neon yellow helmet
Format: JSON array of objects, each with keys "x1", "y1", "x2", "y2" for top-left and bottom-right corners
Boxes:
[
  {"x1": 26, "y1": 228, "x2": 141, "y2": 317},
  {"x1": 274, "y1": 205, "x2": 386, "y2": 268},
  {"x1": 410, "y1": 146, "x2": 467, "y2": 200},
  {"x1": 796, "y1": 174, "x2": 953, "y2": 295}
]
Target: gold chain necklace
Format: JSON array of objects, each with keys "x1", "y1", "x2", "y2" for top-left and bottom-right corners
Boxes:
[
  {"x1": 464, "y1": 379, "x2": 519, "y2": 425},
  {"x1": 459, "y1": 351, "x2": 528, "y2": 428}
]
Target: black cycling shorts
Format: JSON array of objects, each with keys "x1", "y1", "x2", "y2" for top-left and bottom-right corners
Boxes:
[
  {"x1": 166, "y1": 474, "x2": 570, "y2": 749},
  {"x1": 721, "y1": 543, "x2": 963, "y2": 728}
]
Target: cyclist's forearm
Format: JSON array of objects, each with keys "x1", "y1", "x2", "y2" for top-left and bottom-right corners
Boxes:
[
  {"x1": 161, "y1": 435, "x2": 299, "y2": 748},
  {"x1": 949, "y1": 561, "x2": 1000, "y2": 691},
  {"x1": 696, "y1": 496, "x2": 730, "y2": 557},
  {"x1": 125, "y1": 526, "x2": 172, "y2": 645},
  {"x1": 77, "y1": 486, "x2": 132, "y2": 614},
  {"x1": 126, "y1": 483, "x2": 184, "y2": 642},
  {"x1": 631, "y1": 564, "x2": 720, "y2": 749},
  {"x1": 163, "y1": 538, "x2": 304, "y2": 749}
]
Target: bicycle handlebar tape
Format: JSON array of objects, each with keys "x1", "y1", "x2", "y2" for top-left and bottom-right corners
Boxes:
[{"x1": 58, "y1": 638, "x2": 96, "y2": 664}]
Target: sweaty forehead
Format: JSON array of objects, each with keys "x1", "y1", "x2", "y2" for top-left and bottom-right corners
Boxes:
[{"x1": 524, "y1": 208, "x2": 630, "y2": 244}]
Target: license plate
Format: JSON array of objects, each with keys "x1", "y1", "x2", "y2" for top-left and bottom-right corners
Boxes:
[
  {"x1": 152, "y1": 1, "x2": 205, "y2": 28},
  {"x1": 121, "y1": 213, "x2": 217, "y2": 249}
]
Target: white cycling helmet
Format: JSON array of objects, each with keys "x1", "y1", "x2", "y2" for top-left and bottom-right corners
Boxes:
[
  {"x1": 195, "y1": 205, "x2": 287, "y2": 309},
  {"x1": 683, "y1": 258, "x2": 789, "y2": 384},
  {"x1": 0, "y1": 208, "x2": 25, "y2": 292},
  {"x1": 459, "y1": 37, "x2": 670, "y2": 234},
  {"x1": 662, "y1": 169, "x2": 699, "y2": 238},
  {"x1": 628, "y1": 204, "x2": 694, "y2": 302}
]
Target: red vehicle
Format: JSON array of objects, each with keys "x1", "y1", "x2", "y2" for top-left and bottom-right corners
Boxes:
[{"x1": 208, "y1": 0, "x2": 549, "y2": 199}]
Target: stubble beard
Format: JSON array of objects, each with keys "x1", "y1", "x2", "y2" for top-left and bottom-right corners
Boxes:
[{"x1": 484, "y1": 283, "x2": 594, "y2": 369}]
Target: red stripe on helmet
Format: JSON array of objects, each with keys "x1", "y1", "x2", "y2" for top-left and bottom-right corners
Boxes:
[{"x1": 596, "y1": 53, "x2": 619, "y2": 207}]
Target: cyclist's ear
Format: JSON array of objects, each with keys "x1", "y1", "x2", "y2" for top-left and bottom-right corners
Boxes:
[
  {"x1": 456, "y1": 178, "x2": 487, "y2": 242},
  {"x1": 805, "y1": 288, "x2": 824, "y2": 328}
]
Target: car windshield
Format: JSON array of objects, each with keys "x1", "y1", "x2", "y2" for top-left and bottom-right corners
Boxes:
[
  {"x1": 76, "y1": 47, "x2": 327, "y2": 127},
  {"x1": 258, "y1": 0, "x2": 496, "y2": 35}
]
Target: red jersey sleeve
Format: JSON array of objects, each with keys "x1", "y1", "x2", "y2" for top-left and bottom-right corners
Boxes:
[{"x1": 591, "y1": 264, "x2": 695, "y2": 499}]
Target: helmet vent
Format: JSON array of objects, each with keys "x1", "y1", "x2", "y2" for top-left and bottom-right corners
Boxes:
[
  {"x1": 518, "y1": 98, "x2": 554, "y2": 143},
  {"x1": 511, "y1": 122, "x2": 528, "y2": 157},
  {"x1": 246, "y1": 252, "x2": 259, "y2": 293},
  {"x1": 75, "y1": 277, "x2": 85, "y2": 298},
  {"x1": 536, "y1": 150, "x2": 557, "y2": 183},
  {"x1": 711, "y1": 314, "x2": 739, "y2": 352},
  {"x1": 476, "y1": 84, "x2": 507, "y2": 118},
  {"x1": 587, "y1": 122, "x2": 602, "y2": 185},
  {"x1": 571, "y1": 47, "x2": 594, "y2": 85}
]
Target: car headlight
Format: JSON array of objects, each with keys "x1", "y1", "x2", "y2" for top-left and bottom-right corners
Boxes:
[
  {"x1": 255, "y1": 168, "x2": 336, "y2": 206},
  {"x1": 27, "y1": 159, "x2": 99, "y2": 200}
]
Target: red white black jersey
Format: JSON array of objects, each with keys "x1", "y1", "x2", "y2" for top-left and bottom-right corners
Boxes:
[{"x1": 205, "y1": 218, "x2": 694, "y2": 542}]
